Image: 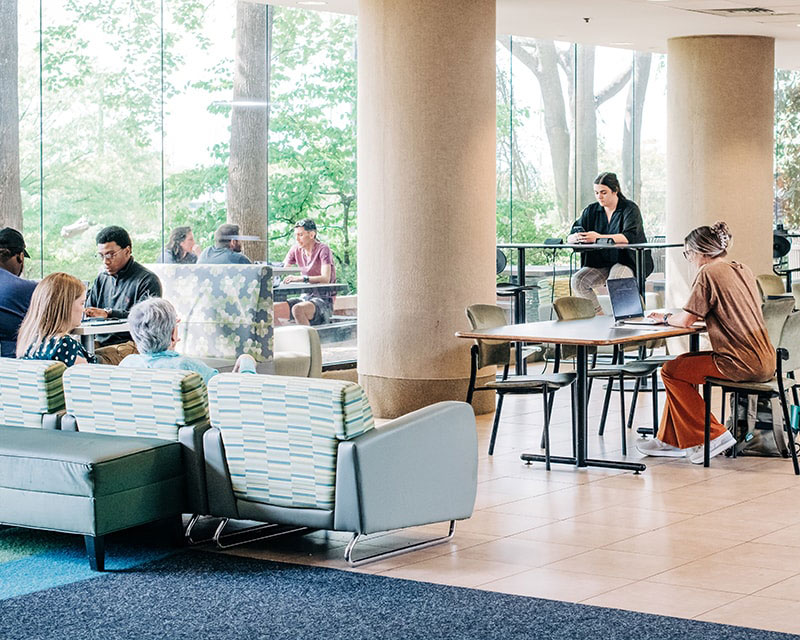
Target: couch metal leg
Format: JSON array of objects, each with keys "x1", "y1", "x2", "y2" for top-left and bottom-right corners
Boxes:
[
  {"x1": 184, "y1": 514, "x2": 206, "y2": 545},
  {"x1": 212, "y1": 518, "x2": 309, "y2": 550},
  {"x1": 84, "y1": 535, "x2": 105, "y2": 572},
  {"x1": 344, "y1": 520, "x2": 457, "y2": 568}
]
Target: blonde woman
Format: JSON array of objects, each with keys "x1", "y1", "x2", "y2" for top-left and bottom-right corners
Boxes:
[{"x1": 17, "y1": 273, "x2": 97, "y2": 366}]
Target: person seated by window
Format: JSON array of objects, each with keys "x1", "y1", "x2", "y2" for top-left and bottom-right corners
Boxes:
[
  {"x1": 160, "y1": 226, "x2": 201, "y2": 264},
  {"x1": 0, "y1": 228, "x2": 37, "y2": 358},
  {"x1": 567, "y1": 172, "x2": 653, "y2": 315},
  {"x1": 119, "y1": 297, "x2": 256, "y2": 384},
  {"x1": 17, "y1": 273, "x2": 97, "y2": 366},
  {"x1": 281, "y1": 218, "x2": 336, "y2": 326},
  {"x1": 197, "y1": 223, "x2": 252, "y2": 265},
  {"x1": 85, "y1": 225, "x2": 162, "y2": 365},
  {"x1": 637, "y1": 222, "x2": 772, "y2": 464}
]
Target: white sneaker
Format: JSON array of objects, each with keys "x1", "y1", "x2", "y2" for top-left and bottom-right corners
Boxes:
[
  {"x1": 689, "y1": 431, "x2": 737, "y2": 465},
  {"x1": 636, "y1": 438, "x2": 687, "y2": 457}
]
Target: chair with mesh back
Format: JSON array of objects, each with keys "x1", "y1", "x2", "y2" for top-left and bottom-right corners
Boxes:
[
  {"x1": 553, "y1": 296, "x2": 660, "y2": 455},
  {"x1": 465, "y1": 304, "x2": 576, "y2": 468},
  {"x1": 702, "y1": 310, "x2": 800, "y2": 474}
]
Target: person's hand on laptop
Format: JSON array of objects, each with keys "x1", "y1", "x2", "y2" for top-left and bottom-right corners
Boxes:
[
  {"x1": 84, "y1": 307, "x2": 109, "y2": 319},
  {"x1": 647, "y1": 312, "x2": 666, "y2": 324}
]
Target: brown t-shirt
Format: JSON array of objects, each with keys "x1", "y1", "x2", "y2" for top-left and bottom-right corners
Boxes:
[{"x1": 684, "y1": 261, "x2": 775, "y2": 382}]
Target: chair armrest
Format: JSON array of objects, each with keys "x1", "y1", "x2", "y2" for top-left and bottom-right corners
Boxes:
[
  {"x1": 333, "y1": 401, "x2": 478, "y2": 535},
  {"x1": 274, "y1": 326, "x2": 322, "y2": 378},
  {"x1": 202, "y1": 427, "x2": 239, "y2": 518},
  {"x1": 179, "y1": 422, "x2": 211, "y2": 515},
  {"x1": 41, "y1": 411, "x2": 65, "y2": 430}
]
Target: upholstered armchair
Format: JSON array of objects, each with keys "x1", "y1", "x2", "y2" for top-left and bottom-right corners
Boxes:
[
  {"x1": 62, "y1": 364, "x2": 212, "y2": 516},
  {"x1": 202, "y1": 374, "x2": 478, "y2": 566},
  {"x1": 146, "y1": 263, "x2": 274, "y2": 373},
  {"x1": 0, "y1": 359, "x2": 67, "y2": 429},
  {"x1": 273, "y1": 325, "x2": 323, "y2": 378}
]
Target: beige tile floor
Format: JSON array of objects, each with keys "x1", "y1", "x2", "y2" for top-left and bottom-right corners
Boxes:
[{"x1": 216, "y1": 385, "x2": 800, "y2": 635}]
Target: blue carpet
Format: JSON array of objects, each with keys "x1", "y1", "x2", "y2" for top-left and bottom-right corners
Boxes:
[
  {"x1": 0, "y1": 525, "x2": 176, "y2": 600},
  {"x1": 0, "y1": 547, "x2": 797, "y2": 640}
]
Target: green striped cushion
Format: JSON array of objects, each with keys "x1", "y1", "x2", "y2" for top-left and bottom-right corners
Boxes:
[
  {"x1": 0, "y1": 359, "x2": 66, "y2": 428},
  {"x1": 63, "y1": 364, "x2": 209, "y2": 439},
  {"x1": 208, "y1": 374, "x2": 374, "y2": 510}
]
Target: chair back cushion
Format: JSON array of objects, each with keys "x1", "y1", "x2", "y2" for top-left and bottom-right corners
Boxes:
[
  {"x1": 757, "y1": 274, "x2": 786, "y2": 299},
  {"x1": 779, "y1": 311, "x2": 800, "y2": 374},
  {"x1": 63, "y1": 364, "x2": 209, "y2": 438},
  {"x1": 0, "y1": 359, "x2": 66, "y2": 428},
  {"x1": 208, "y1": 374, "x2": 374, "y2": 510},
  {"x1": 145, "y1": 263, "x2": 273, "y2": 362},
  {"x1": 465, "y1": 304, "x2": 511, "y2": 368},
  {"x1": 762, "y1": 297, "x2": 795, "y2": 348}
]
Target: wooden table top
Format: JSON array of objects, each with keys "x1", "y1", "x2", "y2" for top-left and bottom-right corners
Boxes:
[{"x1": 456, "y1": 315, "x2": 703, "y2": 346}]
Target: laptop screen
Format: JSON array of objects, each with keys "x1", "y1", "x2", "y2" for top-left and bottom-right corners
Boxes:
[{"x1": 606, "y1": 277, "x2": 644, "y2": 320}]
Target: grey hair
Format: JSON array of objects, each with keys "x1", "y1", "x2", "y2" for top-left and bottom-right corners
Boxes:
[
  {"x1": 128, "y1": 297, "x2": 177, "y2": 354},
  {"x1": 684, "y1": 221, "x2": 732, "y2": 258}
]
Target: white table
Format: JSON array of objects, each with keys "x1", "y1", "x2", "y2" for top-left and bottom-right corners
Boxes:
[{"x1": 72, "y1": 321, "x2": 131, "y2": 355}]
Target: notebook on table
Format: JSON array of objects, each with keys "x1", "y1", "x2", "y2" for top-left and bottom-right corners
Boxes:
[{"x1": 606, "y1": 277, "x2": 659, "y2": 325}]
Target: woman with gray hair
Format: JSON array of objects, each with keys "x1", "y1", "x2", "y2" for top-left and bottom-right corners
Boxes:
[
  {"x1": 637, "y1": 221, "x2": 774, "y2": 463},
  {"x1": 119, "y1": 297, "x2": 256, "y2": 384}
]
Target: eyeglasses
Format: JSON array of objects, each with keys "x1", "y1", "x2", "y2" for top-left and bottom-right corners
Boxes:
[{"x1": 97, "y1": 249, "x2": 124, "y2": 262}]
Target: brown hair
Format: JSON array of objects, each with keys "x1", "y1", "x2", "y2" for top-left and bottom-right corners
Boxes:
[
  {"x1": 16, "y1": 273, "x2": 85, "y2": 357},
  {"x1": 684, "y1": 221, "x2": 732, "y2": 258}
]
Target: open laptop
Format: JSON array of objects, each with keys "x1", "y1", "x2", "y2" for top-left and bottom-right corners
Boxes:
[{"x1": 606, "y1": 277, "x2": 659, "y2": 325}]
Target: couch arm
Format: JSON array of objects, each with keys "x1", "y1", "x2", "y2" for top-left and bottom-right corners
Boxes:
[
  {"x1": 179, "y1": 422, "x2": 211, "y2": 515},
  {"x1": 333, "y1": 401, "x2": 477, "y2": 535},
  {"x1": 273, "y1": 326, "x2": 322, "y2": 378}
]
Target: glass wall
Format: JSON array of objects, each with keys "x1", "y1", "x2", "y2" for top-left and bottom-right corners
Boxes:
[{"x1": 14, "y1": 1, "x2": 357, "y2": 364}]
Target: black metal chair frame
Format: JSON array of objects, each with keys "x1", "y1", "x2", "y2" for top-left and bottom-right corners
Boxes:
[
  {"x1": 466, "y1": 343, "x2": 576, "y2": 470},
  {"x1": 702, "y1": 348, "x2": 800, "y2": 474}
]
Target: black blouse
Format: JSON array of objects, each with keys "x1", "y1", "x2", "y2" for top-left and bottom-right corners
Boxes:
[{"x1": 570, "y1": 199, "x2": 653, "y2": 277}]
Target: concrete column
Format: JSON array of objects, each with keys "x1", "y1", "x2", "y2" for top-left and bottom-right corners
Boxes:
[
  {"x1": 666, "y1": 36, "x2": 774, "y2": 310},
  {"x1": 357, "y1": 0, "x2": 496, "y2": 417}
]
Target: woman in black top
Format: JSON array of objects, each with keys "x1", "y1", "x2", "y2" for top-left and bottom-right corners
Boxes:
[{"x1": 567, "y1": 172, "x2": 653, "y2": 314}]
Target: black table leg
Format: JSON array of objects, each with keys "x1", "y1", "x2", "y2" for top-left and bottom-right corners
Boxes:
[
  {"x1": 81, "y1": 335, "x2": 95, "y2": 356},
  {"x1": 689, "y1": 333, "x2": 700, "y2": 353},
  {"x1": 519, "y1": 343, "x2": 646, "y2": 473}
]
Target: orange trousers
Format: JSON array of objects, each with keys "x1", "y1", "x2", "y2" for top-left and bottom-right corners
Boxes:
[{"x1": 657, "y1": 352, "x2": 727, "y2": 449}]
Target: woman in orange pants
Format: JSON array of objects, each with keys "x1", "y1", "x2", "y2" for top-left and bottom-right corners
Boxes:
[{"x1": 638, "y1": 222, "x2": 775, "y2": 464}]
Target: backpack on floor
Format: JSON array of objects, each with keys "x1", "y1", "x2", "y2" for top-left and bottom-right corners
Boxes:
[{"x1": 726, "y1": 394, "x2": 799, "y2": 458}]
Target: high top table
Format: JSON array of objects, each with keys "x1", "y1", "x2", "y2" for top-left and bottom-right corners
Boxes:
[
  {"x1": 497, "y1": 241, "x2": 683, "y2": 299},
  {"x1": 456, "y1": 315, "x2": 703, "y2": 473}
]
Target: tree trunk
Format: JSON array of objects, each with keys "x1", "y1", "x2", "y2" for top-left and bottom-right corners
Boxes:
[
  {"x1": 0, "y1": 0, "x2": 23, "y2": 231},
  {"x1": 503, "y1": 39, "x2": 571, "y2": 225},
  {"x1": 228, "y1": 2, "x2": 270, "y2": 261},
  {"x1": 623, "y1": 52, "x2": 652, "y2": 202}
]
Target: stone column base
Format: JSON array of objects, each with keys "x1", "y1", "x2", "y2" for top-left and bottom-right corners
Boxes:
[{"x1": 359, "y1": 373, "x2": 496, "y2": 419}]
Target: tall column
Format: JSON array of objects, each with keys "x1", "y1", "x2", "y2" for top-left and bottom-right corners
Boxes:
[
  {"x1": 666, "y1": 36, "x2": 774, "y2": 309},
  {"x1": 357, "y1": 0, "x2": 496, "y2": 417}
]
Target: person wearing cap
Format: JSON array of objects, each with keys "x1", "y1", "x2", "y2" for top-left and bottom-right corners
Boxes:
[
  {"x1": 198, "y1": 223, "x2": 252, "y2": 265},
  {"x1": 282, "y1": 218, "x2": 336, "y2": 326},
  {"x1": 0, "y1": 227, "x2": 37, "y2": 358},
  {"x1": 84, "y1": 225, "x2": 162, "y2": 364}
]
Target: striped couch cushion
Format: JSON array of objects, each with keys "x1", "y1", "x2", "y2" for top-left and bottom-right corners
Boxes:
[
  {"x1": 63, "y1": 364, "x2": 209, "y2": 439},
  {"x1": 0, "y1": 359, "x2": 66, "y2": 428},
  {"x1": 208, "y1": 374, "x2": 374, "y2": 510}
]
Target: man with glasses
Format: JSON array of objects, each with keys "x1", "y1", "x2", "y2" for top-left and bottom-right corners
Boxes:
[{"x1": 85, "y1": 226, "x2": 162, "y2": 364}]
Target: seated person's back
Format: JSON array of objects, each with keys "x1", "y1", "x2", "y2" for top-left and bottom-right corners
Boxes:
[
  {"x1": 18, "y1": 273, "x2": 97, "y2": 366},
  {"x1": 120, "y1": 297, "x2": 255, "y2": 384},
  {"x1": 198, "y1": 223, "x2": 252, "y2": 265}
]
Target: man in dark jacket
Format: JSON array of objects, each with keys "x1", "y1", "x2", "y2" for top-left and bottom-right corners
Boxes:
[
  {"x1": 0, "y1": 228, "x2": 37, "y2": 357},
  {"x1": 85, "y1": 226, "x2": 162, "y2": 364}
]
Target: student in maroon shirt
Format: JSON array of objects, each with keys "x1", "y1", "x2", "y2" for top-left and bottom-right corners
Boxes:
[{"x1": 282, "y1": 218, "x2": 336, "y2": 325}]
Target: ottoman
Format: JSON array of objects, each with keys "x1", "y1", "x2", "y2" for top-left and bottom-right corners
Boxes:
[{"x1": 0, "y1": 427, "x2": 185, "y2": 570}]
